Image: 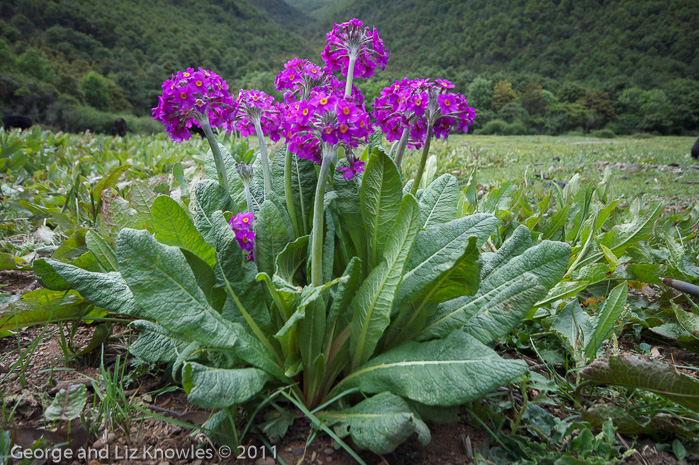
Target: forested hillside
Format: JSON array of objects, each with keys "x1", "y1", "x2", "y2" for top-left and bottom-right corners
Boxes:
[
  {"x1": 0, "y1": 0, "x2": 312, "y2": 132},
  {"x1": 1, "y1": 0, "x2": 698, "y2": 136}
]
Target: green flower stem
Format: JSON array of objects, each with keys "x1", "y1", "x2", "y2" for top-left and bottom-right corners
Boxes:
[
  {"x1": 393, "y1": 126, "x2": 411, "y2": 168},
  {"x1": 284, "y1": 149, "x2": 300, "y2": 237},
  {"x1": 253, "y1": 119, "x2": 272, "y2": 197},
  {"x1": 410, "y1": 123, "x2": 434, "y2": 195},
  {"x1": 199, "y1": 115, "x2": 229, "y2": 192},
  {"x1": 243, "y1": 181, "x2": 254, "y2": 213},
  {"x1": 344, "y1": 53, "x2": 358, "y2": 98},
  {"x1": 311, "y1": 147, "x2": 336, "y2": 286}
]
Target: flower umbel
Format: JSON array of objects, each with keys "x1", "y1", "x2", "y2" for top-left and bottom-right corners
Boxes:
[
  {"x1": 321, "y1": 18, "x2": 389, "y2": 80},
  {"x1": 230, "y1": 212, "x2": 255, "y2": 261},
  {"x1": 152, "y1": 68, "x2": 236, "y2": 142}
]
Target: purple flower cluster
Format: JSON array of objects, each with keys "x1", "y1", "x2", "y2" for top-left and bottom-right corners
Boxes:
[
  {"x1": 275, "y1": 58, "x2": 330, "y2": 101},
  {"x1": 284, "y1": 86, "x2": 372, "y2": 173},
  {"x1": 229, "y1": 212, "x2": 255, "y2": 261},
  {"x1": 321, "y1": 18, "x2": 389, "y2": 79},
  {"x1": 234, "y1": 90, "x2": 283, "y2": 143},
  {"x1": 152, "y1": 67, "x2": 236, "y2": 142},
  {"x1": 373, "y1": 78, "x2": 476, "y2": 148}
]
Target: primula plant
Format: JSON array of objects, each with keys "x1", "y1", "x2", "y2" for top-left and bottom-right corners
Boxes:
[{"x1": 35, "y1": 18, "x2": 571, "y2": 456}]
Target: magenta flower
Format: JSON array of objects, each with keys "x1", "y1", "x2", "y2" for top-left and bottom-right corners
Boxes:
[
  {"x1": 285, "y1": 86, "x2": 373, "y2": 167},
  {"x1": 275, "y1": 58, "x2": 330, "y2": 100},
  {"x1": 373, "y1": 78, "x2": 475, "y2": 149},
  {"x1": 321, "y1": 18, "x2": 389, "y2": 80},
  {"x1": 229, "y1": 212, "x2": 255, "y2": 260},
  {"x1": 337, "y1": 153, "x2": 366, "y2": 180},
  {"x1": 152, "y1": 68, "x2": 237, "y2": 142},
  {"x1": 233, "y1": 90, "x2": 282, "y2": 143}
]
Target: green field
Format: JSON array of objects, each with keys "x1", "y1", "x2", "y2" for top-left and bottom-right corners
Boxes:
[{"x1": 2, "y1": 128, "x2": 699, "y2": 465}]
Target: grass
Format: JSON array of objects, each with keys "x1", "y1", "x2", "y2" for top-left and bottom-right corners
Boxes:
[{"x1": 400, "y1": 135, "x2": 699, "y2": 202}]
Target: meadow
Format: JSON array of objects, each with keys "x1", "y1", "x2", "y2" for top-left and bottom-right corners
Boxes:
[{"x1": 1, "y1": 128, "x2": 699, "y2": 465}]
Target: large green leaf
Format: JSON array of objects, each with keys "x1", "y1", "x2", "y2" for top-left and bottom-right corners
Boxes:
[
  {"x1": 418, "y1": 174, "x2": 459, "y2": 228},
  {"x1": 210, "y1": 211, "x2": 273, "y2": 338},
  {"x1": 396, "y1": 214, "x2": 497, "y2": 305},
  {"x1": 0, "y1": 289, "x2": 87, "y2": 332},
  {"x1": 182, "y1": 362, "x2": 271, "y2": 408},
  {"x1": 272, "y1": 152, "x2": 317, "y2": 235},
  {"x1": 581, "y1": 355, "x2": 699, "y2": 412},
  {"x1": 39, "y1": 259, "x2": 142, "y2": 316},
  {"x1": 255, "y1": 200, "x2": 292, "y2": 276},
  {"x1": 420, "y1": 227, "x2": 570, "y2": 342},
  {"x1": 85, "y1": 230, "x2": 118, "y2": 272},
  {"x1": 350, "y1": 194, "x2": 421, "y2": 370},
  {"x1": 387, "y1": 236, "x2": 480, "y2": 347},
  {"x1": 129, "y1": 320, "x2": 193, "y2": 363},
  {"x1": 551, "y1": 300, "x2": 592, "y2": 363},
  {"x1": 204, "y1": 142, "x2": 246, "y2": 208},
  {"x1": 193, "y1": 179, "x2": 234, "y2": 246},
  {"x1": 117, "y1": 228, "x2": 285, "y2": 380},
  {"x1": 327, "y1": 392, "x2": 431, "y2": 455},
  {"x1": 584, "y1": 281, "x2": 628, "y2": 359},
  {"x1": 360, "y1": 149, "x2": 403, "y2": 269},
  {"x1": 337, "y1": 330, "x2": 528, "y2": 406},
  {"x1": 275, "y1": 235, "x2": 309, "y2": 285},
  {"x1": 333, "y1": 168, "x2": 367, "y2": 273},
  {"x1": 45, "y1": 384, "x2": 88, "y2": 421},
  {"x1": 181, "y1": 249, "x2": 227, "y2": 313},
  {"x1": 151, "y1": 195, "x2": 216, "y2": 266}
]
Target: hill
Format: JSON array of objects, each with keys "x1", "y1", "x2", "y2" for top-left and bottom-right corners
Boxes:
[{"x1": 1, "y1": 0, "x2": 698, "y2": 135}]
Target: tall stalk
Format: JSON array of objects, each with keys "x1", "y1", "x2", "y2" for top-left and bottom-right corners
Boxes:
[
  {"x1": 284, "y1": 149, "x2": 301, "y2": 236},
  {"x1": 344, "y1": 53, "x2": 357, "y2": 98},
  {"x1": 311, "y1": 147, "x2": 335, "y2": 286},
  {"x1": 199, "y1": 115, "x2": 229, "y2": 192},
  {"x1": 410, "y1": 124, "x2": 434, "y2": 196},
  {"x1": 393, "y1": 126, "x2": 411, "y2": 168},
  {"x1": 253, "y1": 119, "x2": 272, "y2": 197}
]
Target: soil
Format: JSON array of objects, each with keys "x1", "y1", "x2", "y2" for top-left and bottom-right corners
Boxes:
[{"x1": 0, "y1": 272, "x2": 690, "y2": 465}]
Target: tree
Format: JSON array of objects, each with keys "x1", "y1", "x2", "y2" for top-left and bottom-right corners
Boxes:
[
  {"x1": 520, "y1": 82, "x2": 547, "y2": 115},
  {"x1": 467, "y1": 77, "x2": 493, "y2": 111},
  {"x1": 80, "y1": 71, "x2": 109, "y2": 110},
  {"x1": 492, "y1": 80, "x2": 517, "y2": 111},
  {"x1": 16, "y1": 48, "x2": 56, "y2": 83}
]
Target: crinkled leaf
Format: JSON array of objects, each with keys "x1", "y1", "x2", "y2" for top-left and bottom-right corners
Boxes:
[
  {"x1": 418, "y1": 174, "x2": 459, "y2": 228},
  {"x1": 360, "y1": 149, "x2": 403, "y2": 269},
  {"x1": 85, "y1": 230, "x2": 118, "y2": 272},
  {"x1": 350, "y1": 194, "x2": 421, "y2": 370},
  {"x1": 338, "y1": 330, "x2": 528, "y2": 406},
  {"x1": 38, "y1": 259, "x2": 142, "y2": 316},
  {"x1": 551, "y1": 300, "x2": 592, "y2": 359},
  {"x1": 44, "y1": 384, "x2": 87, "y2": 421},
  {"x1": 0, "y1": 289, "x2": 87, "y2": 332},
  {"x1": 275, "y1": 235, "x2": 309, "y2": 285},
  {"x1": 152, "y1": 195, "x2": 216, "y2": 266},
  {"x1": 255, "y1": 200, "x2": 292, "y2": 276},
  {"x1": 182, "y1": 362, "x2": 271, "y2": 408},
  {"x1": 129, "y1": 320, "x2": 193, "y2": 363},
  {"x1": 581, "y1": 355, "x2": 699, "y2": 412},
  {"x1": 421, "y1": 228, "x2": 569, "y2": 342},
  {"x1": 397, "y1": 214, "x2": 497, "y2": 305},
  {"x1": 181, "y1": 249, "x2": 227, "y2": 313},
  {"x1": 117, "y1": 228, "x2": 285, "y2": 380},
  {"x1": 193, "y1": 179, "x2": 235, "y2": 246},
  {"x1": 327, "y1": 392, "x2": 430, "y2": 455}
]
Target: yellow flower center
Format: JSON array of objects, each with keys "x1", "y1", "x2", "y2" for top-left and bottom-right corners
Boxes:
[
  {"x1": 311, "y1": 68, "x2": 317, "y2": 73},
  {"x1": 253, "y1": 96, "x2": 259, "y2": 101},
  {"x1": 360, "y1": 120, "x2": 364, "y2": 128},
  {"x1": 340, "y1": 124, "x2": 349, "y2": 133},
  {"x1": 243, "y1": 217, "x2": 249, "y2": 223},
  {"x1": 325, "y1": 127, "x2": 332, "y2": 134},
  {"x1": 343, "y1": 107, "x2": 350, "y2": 115},
  {"x1": 444, "y1": 99, "x2": 451, "y2": 106},
  {"x1": 415, "y1": 99, "x2": 422, "y2": 106},
  {"x1": 183, "y1": 72, "x2": 190, "y2": 77},
  {"x1": 180, "y1": 92, "x2": 187, "y2": 100},
  {"x1": 196, "y1": 99, "x2": 204, "y2": 107},
  {"x1": 289, "y1": 74, "x2": 295, "y2": 80},
  {"x1": 242, "y1": 237, "x2": 248, "y2": 243},
  {"x1": 320, "y1": 98, "x2": 328, "y2": 105},
  {"x1": 302, "y1": 108, "x2": 309, "y2": 115},
  {"x1": 195, "y1": 80, "x2": 203, "y2": 87}
]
